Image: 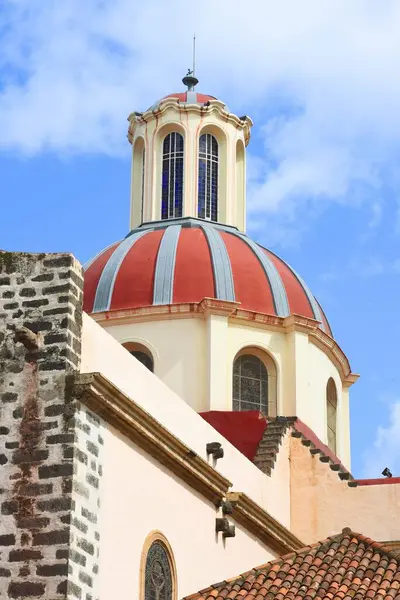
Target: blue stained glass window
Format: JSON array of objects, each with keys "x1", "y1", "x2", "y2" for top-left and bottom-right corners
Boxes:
[
  {"x1": 161, "y1": 132, "x2": 184, "y2": 220},
  {"x1": 198, "y1": 134, "x2": 218, "y2": 221}
]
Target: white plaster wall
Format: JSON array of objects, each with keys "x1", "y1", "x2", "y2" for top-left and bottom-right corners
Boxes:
[
  {"x1": 302, "y1": 341, "x2": 349, "y2": 467},
  {"x1": 101, "y1": 318, "x2": 208, "y2": 412},
  {"x1": 81, "y1": 313, "x2": 292, "y2": 527},
  {"x1": 98, "y1": 426, "x2": 276, "y2": 599}
]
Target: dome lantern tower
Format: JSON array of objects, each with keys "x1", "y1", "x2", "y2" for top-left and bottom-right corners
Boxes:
[{"x1": 127, "y1": 74, "x2": 253, "y2": 232}]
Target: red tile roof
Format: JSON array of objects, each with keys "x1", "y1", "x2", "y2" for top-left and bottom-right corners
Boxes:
[{"x1": 183, "y1": 529, "x2": 400, "y2": 600}]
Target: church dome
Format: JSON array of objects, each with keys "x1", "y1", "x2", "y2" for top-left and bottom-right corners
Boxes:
[{"x1": 83, "y1": 218, "x2": 332, "y2": 336}]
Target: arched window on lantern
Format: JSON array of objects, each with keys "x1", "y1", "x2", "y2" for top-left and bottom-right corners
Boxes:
[
  {"x1": 198, "y1": 133, "x2": 218, "y2": 221},
  {"x1": 161, "y1": 132, "x2": 184, "y2": 220},
  {"x1": 233, "y1": 354, "x2": 269, "y2": 415},
  {"x1": 326, "y1": 378, "x2": 338, "y2": 453},
  {"x1": 144, "y1": 540, "x2": 174, "y2": 600}
]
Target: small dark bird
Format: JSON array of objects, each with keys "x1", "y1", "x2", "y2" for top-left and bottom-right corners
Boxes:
[{"x1": 382, "y1": 467, "x2": 392, "y2": 478}]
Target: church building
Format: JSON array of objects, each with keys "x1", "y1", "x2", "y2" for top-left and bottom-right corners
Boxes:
[{"x1": 0, "y1": 72, "x2": 399, "y2": 600}]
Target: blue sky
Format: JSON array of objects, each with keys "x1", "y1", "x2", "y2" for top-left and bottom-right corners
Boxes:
[{"x1": 1, "y1": 0, "x2": 400, "y2": 478}]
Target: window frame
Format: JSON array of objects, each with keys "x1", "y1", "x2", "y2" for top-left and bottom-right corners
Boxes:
[
  {"x1": 161, "y1": 132, "x2": 184, "y2": 220},
  {"x1": 326, "y1": 378, "x2": 338, "y2": 453},
  {"x1": 140, "y1": 532, "x2": 177, "y2": 600},
  {"x1": 198, "y1": 133, "x2": 219, "y2": 221},
  {"x1": 232, "y1": 353, "x2": 269, "y2": 415}
]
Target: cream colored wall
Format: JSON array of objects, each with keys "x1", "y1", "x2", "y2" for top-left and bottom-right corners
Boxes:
[
  {"x1": 102, "y1": 317, "x2": 208, "y2": 412},
  {"x1": 97, "y1": 312, "x2": 350, "y2": 467},
  {"x1": 290, "y1": 436, "x2": 400, "y2": 544},
  {"x1": 81, "y1": 313, "x2": 292, "y2": 528},
  {"x1": 98, "y1": 425, "x2": 276, "y2": 599},
  {"x1": 305, "y1": 341, "x2": 349, "y2": 466},
  {"x1": 226, "y1": 321, "x2": 286, "y2": 413},
  {"x1": 129, "y1": 103, "x2": 248, "y2": 230}
]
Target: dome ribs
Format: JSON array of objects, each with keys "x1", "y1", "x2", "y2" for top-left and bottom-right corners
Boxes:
[
  {"x1": 153, "y1": 225, "x2": 182, "y2": 305},
  {"x1": 201, "y1": 226, "x2": 235, "y2": 302},
  {"x1": 83, "y1": 220, "x2": 332, "y2": 335},
  {"x1": 112, "y1": 229, "x2": 164, "y2": 310},
  {"x1": 83, "y1": 241, "x2": 120, "y2": 313},
  {"x1": 235, "y1": 233, "x2": 290, "y2": 317},
  {"x1": 220, "y1": 231, "x2": 276, "y2": 314},
  {"x1": 264, "y1": 249, "x2": 318, "y2": 324},
  {"x1": 173, "y1": 227, "x2": 215, "y2": 303}
]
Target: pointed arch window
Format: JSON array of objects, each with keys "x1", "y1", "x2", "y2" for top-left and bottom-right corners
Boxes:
[
  {"x1": 144, "y1": 541, "x2": 173, "y2": 600},
  {"x1": 198, "y1": 133, "x2": 218, "y2": 221},
  {"x1": 233, "y1": 354, "x2": 268, "y2": 415},
  {"x1": 161, "y1": 132, "x2": 184, "y2": 220},
  {"x1": 326, "y1": 378, "x2": 337, "y2": 453}
]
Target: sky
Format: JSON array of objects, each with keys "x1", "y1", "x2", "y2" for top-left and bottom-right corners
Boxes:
[{"x1": 1, "y1": 0, "x2": 400, "y2": 478}]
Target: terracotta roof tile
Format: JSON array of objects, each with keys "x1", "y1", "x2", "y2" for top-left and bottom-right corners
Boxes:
[{"x1": 183, "y1": 531, "x2": 400, "y2": 600}]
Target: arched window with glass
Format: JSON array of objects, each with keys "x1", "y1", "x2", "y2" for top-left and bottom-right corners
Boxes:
[
  {"x1": 198, "y1": 133, "x2": 218, "y2": 221},
  {"x1": 326, "y1": 378, "x2": 338, "y2": 453},
  {"x1": 233, "y1": 354, "x2": 268, "y2": 415},
  {"x1": 144, "y1": 541, "x2": 173, "y2": 600},
  {"x1": 161, "y1": 132, "x2": 184, "y2": 220}
]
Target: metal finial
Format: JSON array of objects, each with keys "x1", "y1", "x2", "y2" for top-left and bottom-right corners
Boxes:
[
  {"x1": 193, "y1": 34, "x2": 196, "y2": 76},
  {"x1": 182, "y1": 35, "x2": 199, "y2": 91}
]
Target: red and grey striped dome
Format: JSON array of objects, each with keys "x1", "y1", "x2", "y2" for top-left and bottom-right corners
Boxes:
[{"x1": 83, "y1": 219, "x2": 332, "y2": 336}]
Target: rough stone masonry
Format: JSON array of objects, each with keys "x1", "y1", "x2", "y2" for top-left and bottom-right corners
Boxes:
[{"x1": 0, "y1": 251, "x2": 103, "y2": 600}]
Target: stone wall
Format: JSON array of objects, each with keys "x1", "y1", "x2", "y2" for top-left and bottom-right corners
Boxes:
[{"x1": 0, "y1": 250, "x2": 101, "y2": 599}]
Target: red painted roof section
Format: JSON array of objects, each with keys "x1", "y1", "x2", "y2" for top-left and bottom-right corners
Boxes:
[
  {"x1": 355, "y1": 477, "x2": 400, "y2": 486},
  {"x1": 163, "y1": 92, "x2": 217, "y2": 104},
  {"x1": 83, "y1": 241, "x2": 120, "y2": 313},
  {"x1": 173, "y1": 227, "x2": 215, "y2": 303},
  {"x1": 221, "y1": 232, "x2": 276, "y2": 314},
  {"x1": 84, "y1": 224, "x2": 332, "y2": 338},
  {"x1": 294, "y1": 418, "x2": 346, "y2": 468},
  {"x1": 265, "y1": 249, "x2": 314, "y2": 319},
  {"x1": 111, "y1": 229, "x2": 164, "y2": 309},
  {"x1": 200, "y1": 411, "x2": 267, "y2": 460}
]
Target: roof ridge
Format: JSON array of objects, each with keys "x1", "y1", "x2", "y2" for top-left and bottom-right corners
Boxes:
[{"x1": 182, "y1": 528, "x2": 400, "y2": 599}]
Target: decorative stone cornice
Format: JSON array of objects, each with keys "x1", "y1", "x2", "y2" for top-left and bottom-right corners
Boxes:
[
  {"x1": 128, "y1": 98, "x2": 253, "y2": 146},
  {"x1": 199, "y1": 298, "x2": 240, "y2": 317},
  {"x1": 90, "y1": 304, "x2": 358, "y2": 386},
  {"x1": 74, "y1": 372, "x2": 232, "y2": 505},
  {"x1": 226, "y1": 492, "x2": 304, "y2": 554},
  {"x1": 74, "y1": 372, "x2": 304, "y2": 555}
]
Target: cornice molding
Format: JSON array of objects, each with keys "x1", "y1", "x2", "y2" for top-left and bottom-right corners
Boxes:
[
  {"x1": 73, "y1": 372, "x2": 305, "y2": 555},
  {"x1": 226, "y1": 491, "x2": 304, "y2": 554},
  {"x1": 90, "y1": 303, "x2": 357, "y2": 385},
  {"x1": 74, "y1": 372, "x2": 232, "y2": 505},
  {"x1": 128, "y1": 98, "x2": 253, "y2": 146}
]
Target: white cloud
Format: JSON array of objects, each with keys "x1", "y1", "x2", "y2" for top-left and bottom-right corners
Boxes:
[
  {"x1": 2, "y1": 0, "x2": 400, "y2": 223},
  {"x1": 361, "y1": 402, "x2": 400, "y2": 478}
]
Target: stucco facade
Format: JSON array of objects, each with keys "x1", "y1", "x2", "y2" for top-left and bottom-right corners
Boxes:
[{"x1": 93, "y1": 307, "x2": 352, "y2": 468}]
